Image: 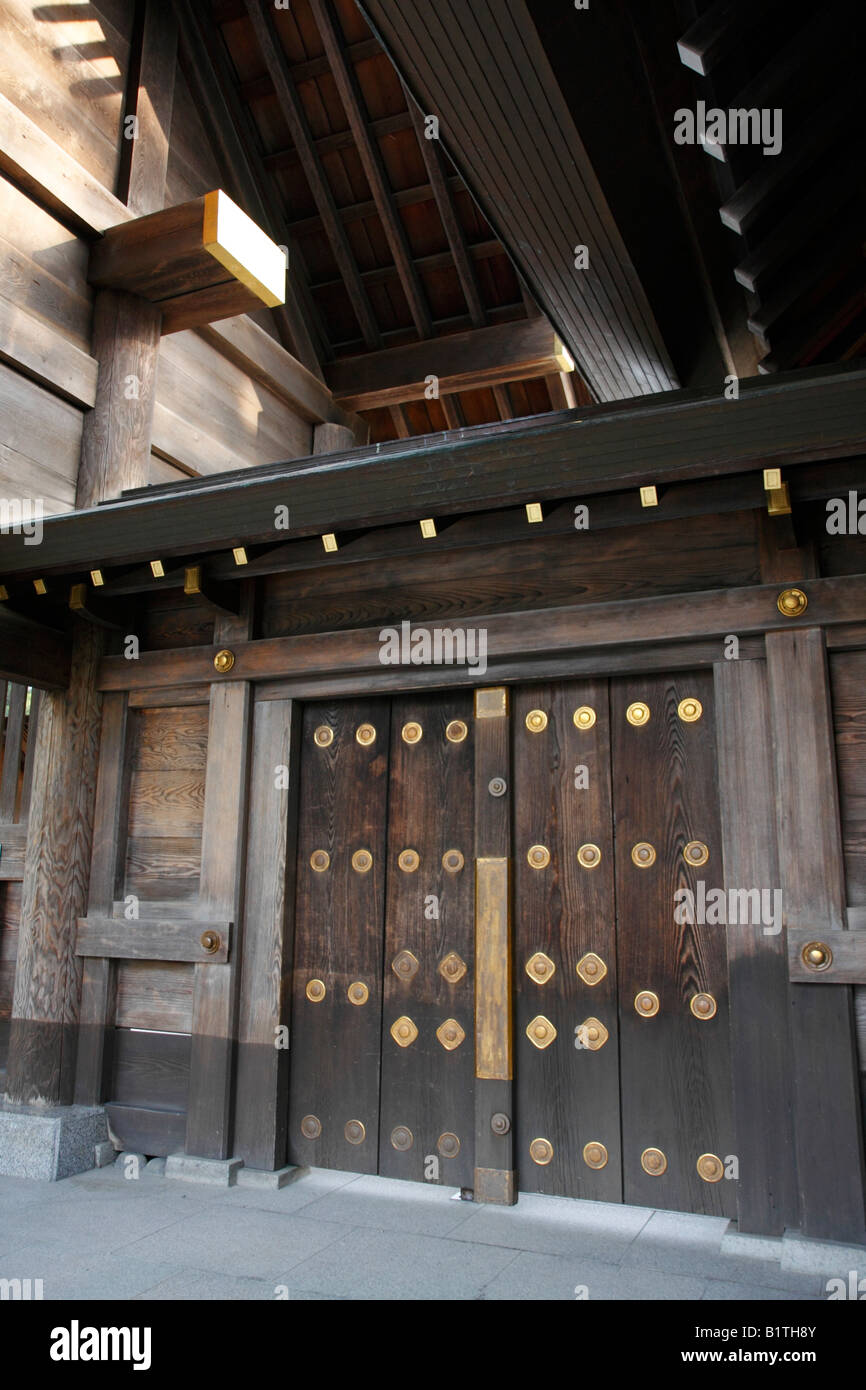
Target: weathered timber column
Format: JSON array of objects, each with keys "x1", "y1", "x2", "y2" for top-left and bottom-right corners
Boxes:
[
  {"x1": 766, "y1": 626, "x2": 866, "y2": 1243},
  {"x1": 6, "y1": 624, "x2": 104, "y2": 1105},
  {"x1": 75, "y1": 289, "x2": 163, "y2": 509}
]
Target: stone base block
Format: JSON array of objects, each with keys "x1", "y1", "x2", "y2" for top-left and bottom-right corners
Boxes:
[
  {"x1": 235, "y1": 1165, "x2": 300, "y2": 1190},
  {"x1": 0, "y1": 1100, "x2": 108, "y2": 1180},
  {"x1": 164, "y1": 1153, "x2": 243, "y2": 1186},
  {"x1": 781, "y1": 1230, "x2": 866, "y2": 1277}
]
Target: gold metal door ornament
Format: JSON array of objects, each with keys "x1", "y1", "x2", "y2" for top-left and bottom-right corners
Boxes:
[
  {"x1": 631, "y1": 842, "x2": 656, "y2": 868},
  {"x1": 527, "y1": 845, "x2": 551, "y2": 869},
  {"x1": 402, "y1": 722, "x2": 423, "y2": 744},
  {"x1": 436, "y1": 1019, "x2": 466, "y2": 1051},
  {"x1": 525, "y1": 710, "x2": 548, "y2": 733},
  {"x1": 802, "y1": 941, "x2": 833, "y2": 971},
  {"x1": 626, "y1": 702, "x2": 650, "y2": 726},
  {"x1": 576, "y1": 1018, "x2": 608, "y2": 1051},
  {"x1": 641, "y1": 1148, "x2": 667, "y2": 1176},
  {"x1": 306, "y1": 979, "x2": 326, "y2": 1003},
  {"x1": 200, "y1": 930, "x2": 221, "y2": 955},
  {"x1": 576, "y1": 952, "x2": 607, "y2": 986},
  {"x1": 442, "y1": 849, "x2": 465, "y2": 873},
  {"x1": 391, "y1": 1017, "x2": 418, "y2": 1047},
  {"x1": 392, "y1": 949, "x2": 420, "y2": 981},
  {"x1": 583, "y1": 1142, "x2": 609, "y2": 1170},
  {"x1": 344, "y1": 1120, "x2": 366, "y2": 1145},
  {"x1": 347, "y1": 982, "x2": 369, "y2": 1006},
  {"x1": 438, "y1": 1133, "x2": 461, "y2": 1158},
  {"x1": 301, "y1": 1115, "x2": 322, "y2": 1139},
  {"x1": 213, "y1": 649, "x2": 235, "y2": 673},
  {"x1": 697, "y1": 1153, "x2": 724, "y2": 1183},
  {"x1": 446, "y1": 720, "x2": 468, "y2": 743},
  {"x1": 391, "y1": 1126, "x2": 413, "y2": 1151},
  {"x1": 690, "y1": 992, "x2": 717, "y2": 1020},
  {"x1": 573, "y1": 706, "x2": 597, "y2": 730},
  {"x1": 683, "y1": 841, "x2": 709, "y2": 867},
  {"x1": 525, "y1": 952, "x2": 556, "y2": 985},
  {"x1": 577, "y1": 843, "x2": 601, "y2": 869},
  {"x1": 439, "y1": 952, "x2": 467, "y2": 984},
  {"x1": 314, "y1": 725, "x2": 334, "y2": 747},
  {"x1": 352, "y1": 849, "x2": 373, "y2": 873},
  {"x1": 530, "y1": 1138, "x2": 554, "y2": 1166},
  {"x1": 635, "y1": 990, "x2": 659, "y2": 1017},
  {"x1": 355, "y1": 723, "x2": 376, "y2": 747},
  {"x1": 398, "y1": 849, "x2": 420, "y2": 873},
  {"x1": 677, "y1": 698, "x2": 703, "y2": 723},
  {"x1": 310, "y1": 849, "x2": 330, "y2": 873},
  {"x1": 526, "y1": 1016, "x2": 557, "y2": 1049},
  {"x1": 777, "y1": 587, "x2": 808, "y2": 618}
]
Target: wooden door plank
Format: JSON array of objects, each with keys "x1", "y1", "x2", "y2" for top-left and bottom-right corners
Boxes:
[{"x1": 0, "y1": 683, "x2": 26, "y2": 822}]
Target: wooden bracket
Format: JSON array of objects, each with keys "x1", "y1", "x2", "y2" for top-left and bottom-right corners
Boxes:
[
  {"x1": 76, "y1": 915, "x2": 232, "y2": 964},
  {"x1": 788, "y1": 928, "x2": 866, "y2": 984},
  {"x1": 183, "y1": 566, "x2": 241, "y2": 616},
  {"x1": 69, "y1": 583, "x2": 126, "y2": 630}
]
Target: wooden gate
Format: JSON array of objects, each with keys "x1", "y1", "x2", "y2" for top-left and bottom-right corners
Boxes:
[{"x1": 289, "y1": 676, "x2": 737, "y2": 1216}]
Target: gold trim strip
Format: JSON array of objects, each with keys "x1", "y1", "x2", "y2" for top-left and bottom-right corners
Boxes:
[
  {"x1": 475, "y1": 687, "x2": 509, "y2": 719},
  {"x1": 475, "y1": 857, "x2": 512, "y2": 1080}
]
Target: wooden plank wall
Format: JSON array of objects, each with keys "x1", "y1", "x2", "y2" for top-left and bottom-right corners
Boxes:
[
  {"x1": 0, "y1": 683, "x2": 39, "y2": 1073},
  {"x1": 830, "y1": 650, "x2": 866, "y2": 1091}
]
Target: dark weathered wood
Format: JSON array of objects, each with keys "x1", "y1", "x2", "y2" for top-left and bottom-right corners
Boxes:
[
  {"x1": 714, "y1": 658, "x2": 798, "y2": 1235},
  {"x1": 788, "y1": 929, "x2": 866, "y2": 984},
  {"x1": 77, "y1": 916, "x2": 231, "y2": 964},
  {"x1": 513, "y1": 680, "x2": 620, "y2": 1201},
  {"x1": 326, "y1": 318, "x2": 571, "y2": 410},
  {"x1": 309, "y1": 0, "x2": 433, "y2": 340},
  {"x1": 6, "y1": 625, "x2": 103, "y2": 1104},
  {"x1": 612, "y1": 671, "x2": 736, "y2": 1218},
  {"x1": 6, "y1": 363, "x2": 864, "y2": 579},
  {"x1": 117, "y1": 0, "x2": 178, "y2": 215},
  {"x1": 0, "y1": 683, "x2": 26, "y2": 822},
  {"x1": 104, "y1": 1102, "x2": 186, "y2": 1157},
  {"x1": 379, "y1": 692, "x2": 475, "y2": 1190},
  {"x1": 76, "y1": 290, "x2": 162, "y2": 509},
  {"x1": 96, "y1": 575, "x2": 866, "y2": 696},
  {"x1": 234, "y1": 699, "x2": 302, "y2": 1170},
  {"x1": 288, "y1": 698, "x2": 391, "y2": 1174},
  {"x1": 0, "y1": 609, "x2": 71, "y2": 691},
  {"x1": 766, "y1": 627, "x2": 866, "y2": 1242},
  {"x1": 0, "y1": 825, "x2": 27, "y2": 880},
  {"x1": 111, "y1": 1027, "x2": 190, "y2": 1111}
]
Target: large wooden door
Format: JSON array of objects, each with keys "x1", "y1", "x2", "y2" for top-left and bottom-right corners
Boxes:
[{"x1": 288, "y1": 692, "x2": 475, "y2": 1184}]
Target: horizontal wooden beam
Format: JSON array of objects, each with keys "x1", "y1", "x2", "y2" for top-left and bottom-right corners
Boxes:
[
  {"x1": 95, "y1": 574, "x2": 866, "y2": 695},
  {"x1": 0, "y1": 607, "x2": 71, "y2": 689},
  {"x1": 0, "y1": 363, "x2": 861, "y2": 581},
  {"x1": 0, "y1": 296, "x2": 98, "y2": 408},
  {"x1": 326, "y1": 318, "x2": 573, "y2": 410},
  {"x1": 788, "y1": 929, "x2": 866, "y2": 985},
  {"x1": 0, "y1": 824, "x2": 27, "y2": 880},
  {"x1": 77, "y1": 915, "x2": 232, "y2": 964}
]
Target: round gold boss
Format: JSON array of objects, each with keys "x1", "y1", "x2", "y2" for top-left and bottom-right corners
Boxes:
[
  {"x1": 678, "y1": 698, "x2": 703, "y2": 723},
  {"x1": 526, "y1": 709, "x2": 548, "y2": 733},
  {"x1": 626, "y1": 702, "x2": 650, "y2": 727},
  {"x1": 310, "y1": 850, "x2": 330, "y2": 873},
  {"x1": 348, "y1": 982, "x2": 369, "y2": 1006},
  {"x1": 442, "y1": 849, "x2": 465, "y2": 873},
  {"x1": 697, "y1": 1153, "x2": 724, "y2": 1183},
  {"x1": 683, "y1": 841, "x2": 709, "y2": 867},
  {"x1": 305, "y1": 979, "x2": 326, "y2": 1003},
  {"x1": 641, "y1": 1147, "x2": 667, "y2": 1176},
  {"x1": 631, "y1": 842, "x2": 656, "y2": 868},
  {"x1": 402, "y1": 722, "x2": 423, "y2": 744},
  {"x1": 446, "y1": 720, "x2": 468, "y2": 743},
  {"x1": 391, "y1": 1126, "x2": 413, "y2": 1151},
  {"x1": 778, "y1": 587, "x2": 808, "y2": 618},
  {"x1": 398, "y1": 849, "x2": 420, "y2": 873},
  {"x1": 437, "y1": 1133, "x2": 461, "y2": 1158},
  {"x1": 635, "y1": 990, "x2": 660, "y2": 1017},
  {"x1": 355, "y1": 723, "x2": 376, "y2": 747},
  {"x1": 314, "y1": 725, "x2": 334, "y2": 747},
  {"x1": 530, "y1": 1138, "x2": 554, "y2": 1166},
  {"x1": 577, "y1": 843, "x2": 601, "y2": 870},
  {"x1": 690, "y1": 992, "x2": 717, "y2": 1020},
  {"x1": 574, "y1": 706, "x2": 597, "y2": 730},
  {"x1": 583, "y1": 1142, "x2": 609, "y2": 1170},
  {"x1": 300, "y1": 1115, "x2": 321, "y2": 1140},
  {"x1": 344, "y1": 1120, "x2": 366, "y2": 1146},
  {"x1": 352, "y1": 849, "x2": 373, "y2": 874},
  {"x1": 527, "y1": 844, "x2": 551, "y2": 869},
  {"x1": 213, "y1": 649, "x2": 235, "y2": 673}
]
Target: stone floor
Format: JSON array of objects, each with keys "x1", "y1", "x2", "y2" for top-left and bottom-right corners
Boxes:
[{"x1": 0, "y1": 1163, "x2": 855, "y2": 1300}]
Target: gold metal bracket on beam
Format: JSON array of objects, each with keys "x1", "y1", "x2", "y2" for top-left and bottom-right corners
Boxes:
[
  {"x1": 183, "y1": 565, "x2": 241, "y2": 616},
  {"x1": 764, "y1": 468, "x2": 792, "y2": 516},
  {"x1": 68, "y1": 583, "x2": 123, "y2": 630}
]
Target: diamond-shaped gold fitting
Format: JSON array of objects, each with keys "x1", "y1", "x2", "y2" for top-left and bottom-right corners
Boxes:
[
  {"x1": 391, "y1": 1016, "x2": 418, "y2": 1048},
  {"x1": 392, "y1": 949, "x2": 420, "y2": 981},
  {"x1": 526, "y1": 952, "x2": 556, "y2": 985},
  {"x1": 575, "y1": 1017, "x2": 608, "y2": 1051},
  {"x1": 436, "y1": 1019, "x2": 466, "y2": 1051},
  {"x1": 526, "y1": 1015, "x2": 557, "y2": 1049},
  {"x1": 439, "y1": 952, "x2": 467, "y2": 984},
  {"x1": 576, "y1": 952, "x2": 607, "y2": 986}
]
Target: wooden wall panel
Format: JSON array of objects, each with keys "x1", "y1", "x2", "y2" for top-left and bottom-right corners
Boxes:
[
  {"x1": 164, "y1": 66, "x2": 223, "y2": 207},
  {"x1": 261, "y1": 511, "x2": 759, "y2": 637},
  {"x1": 831, "y1": 651, "x2": 866, "y2": 908},
  {"x1": 155, "y1": 333, "x2": 312, "y2": 475},
  {"x1": 123, "y1": 706, "x2": 206, "y2": 902},
  {"x1": 0, "y1": 880, "x2": 22, "y2": 1071},
  {"x1": 0, "y1": 363, "x2": 82, "y2": 515},
  {"x1": 0, "y1": 1, "x2": 131, "y2": 192},
  {"x1": 0, "y1": 175, "x2": 93, "y2": 351},
  {"x1": 115, "y1": 960, "x2": 194, "y2": 1033}
]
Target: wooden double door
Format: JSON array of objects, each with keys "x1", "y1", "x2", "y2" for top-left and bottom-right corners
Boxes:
[{"x1": 287, "y1": 674, "x2": 736, "y2": 1219}]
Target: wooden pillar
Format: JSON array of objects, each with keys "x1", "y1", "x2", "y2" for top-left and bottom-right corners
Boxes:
[
  {"x1": 766, "y1": 626, "x2": 866, "y2": 1242},
  {"x1": 6, "y1": 626, "x2": 103, "y2": 1104},
  {"x1": 714, "y1": 657, "x2": 798, "y2": 1234},
  {"x1": 472, "y1": 687, "x2": 516, "y2": 1204},
  {"x1": 233, "y1": 699, "x2": 302, "y2": 1169},
  {"x1": 184, "y1": 605, "x2": 253, "y2": 1159}
]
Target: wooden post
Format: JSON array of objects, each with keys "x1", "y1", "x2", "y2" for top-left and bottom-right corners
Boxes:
[
  {"x1": 184, "y1": 605, "x2": 253, "y2": 1159},
  {"x1": 5, "y1": 626, "x2": 103, "y2": 1105},
  {"x1": 714, "y1": 657, "x2": 798, "y2": 1235},
  {"x1": 117, "y1": 0, "x2": 177, "y2": 216},
  {"x1": 472, "y1": 687, "x2": 515, "y2": 1204},
  {"x1": 233, "y1": 699, "x2": 302, "y2": 1169},
  {"x1": 766, "y1": 626, "x2": 866, "y2": 1242}
]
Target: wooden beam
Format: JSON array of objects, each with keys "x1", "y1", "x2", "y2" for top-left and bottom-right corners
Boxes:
[
  {"x1": 327, "y1": 317, "x2": 572, "y2": 410},
  {"x1": 237, "y1": 34, "x2": 382, "y2": 99},
  {"x1": 0, "y1": 683, "x2": 26, "y2": 822},
  {"x1": 289, "y1": 176, "x2": 463, "y2": 236},
  {"x1": 77, "y1": 916, "x2": 232, "y2": 964},
  {"x1": 0, "y1": 297, "x2": 98, "y2": 409},
  {"x1": 95, "y1": 574, "x2": 866, "y2": 696},
  {"x1": 262, "y1": 111, "x2": 414, "y2": 171},
  {"x1": 788, "y1": 929, "x2": 866, "y2": 985},
  {"x1": 244, "y1": 0, "x2": 381, "y2": 350},
  {"x1": 2, "y1": 363, "x2": 863, "y2": 580},
  {"x1": 117, "y1": 0, "x2": 178, "y2": 215},
  {"x1": 389, "y1": 404, "x2": 410, "y2": 438},
  {"x1": 0, "y1": 607, "x2": 71, "y2": 690},
  {"x1": 676, "y1": 0, "x2": 774, "y2": 76},
  {"x1": 309, "y1": 0, "x2": 433, "y2": 340}
]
